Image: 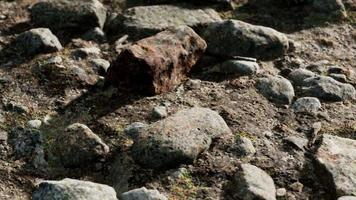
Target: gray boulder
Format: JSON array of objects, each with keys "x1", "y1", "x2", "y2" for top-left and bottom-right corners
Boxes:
[
  {"x1": 235, "y1": 136, "x2": 256, "y2": 156},
  {"x1": 298, "y1": 76, "x2": 355, "y2": 101},
  {"x1": 30, "y1": 0, "x2": 107, "y2": 31},
  {"x1": 52, "y1": 123, "x2": 109, "y2": 167},
  {"x1": 315, "y1": 134, "x2": 356, "y2": 196},
  {"x1": 14, "y1": 28, "x2": 62, "y2": 56},
  {"x1": 256, "y1": 75, "x2": 295, "y2": 105},
  {"x1": 119, "y1": 4, "x2": 222, "y2": 38},
  {"x1": 338, "y1": 197, "x2": 356, "y2": 200},
  {"x1": 292, "y1": 97, "x2": 321, "y2": 114},
  {"x1": 201, "y1": 20, "x2": 289, "y2": 60},
  {"x1": 209, "y1": 60, "x2": 259, "y2": 76},
  {"x1": 120, "y1": 187, "x2": 167, "y2": 200},
  {"x1": 232, "y1": 164, "x2": 276, "y2": 200},
  {"x1": 288, "y1": 69, "x2": 316, "y2": 86},
  {"x1": 131, "y1": 107, "x2": 231, "y2": 169},
  {"x1": 32, "y1": 178, "x2": 117, "y2": 200}
]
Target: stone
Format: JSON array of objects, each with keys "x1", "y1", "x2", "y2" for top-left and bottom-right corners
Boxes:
[
  {"x1": 329, "y1": 73, "x2": 347, "y2": 83},
  {"x1": 298, "y1": 76, "x2": 355, "y2": 102},
  {"x1": 72, "y1": 47, "x2": 101, "y2": 59},
  {"x1": 120, "y1": 187, "x2": 167, "y2": 200},
  {"x1": 201, "y1": 20, "x2": 289, "y2": 60},
  {"x1": 90, "y1": 58, "x2": 110, "y2": 74},
  {"x1": 312, "y1": 0, "x2": 347, "y2": 18},
  {"x1": 32, "y1": 178, "x2": 117, "y2": 200},
  {"x1": 124, "y1": 122, "x2": 148, "y2": 140},
  {"x1": 284, "y1": 136, "x2": 308, "y2": 151},
  {"x1": 315, "y1": 134, "x2": 356, "y2": 196},
  {"x1": 235, "y1": 136, "x2": 256, "y2": 156},
  {"x1": 152, "y1": 106, "x2": 168, "y2": 119},
  {"x1": 131, "y1": 107, "x2": 231, "y2": 169},
  {"x1": 52, "y1": 123, "x2": 109, "y2": 167},
  {"x1": 13, "y1": 28, "x2": 62, "y2": 56},
  {"x1": 208, "y1": 60, "x2": 259, "y2": 76},
  {"x1": 289, "y1": 182, "x2": 303, "y2": 193},
  {"x1": 120, "y1": 4, "x2": 222, "y2": 38},
  {"x1": 232, "y1": 164, "x2": 276, "y2": 200},
  {"x1": 288, "y1": 69, "x2": 316, "y2": 86},
  {"x1": 276, "y1": 188, "x2": 287, "y2": 197},
  {"x1": 28, "y1": 120, "x2": 42, "y2": 129},
  {"x1": 256, "y1": 75, "x2": 295, "y2": 105},
  {"x1": 30, "y1": 0, "x2": 107, "y2": 31},
  {"x1": 338, "y1": 197, "x2": 356, "y2": 200},
  {"x1": 82, "y1": 27, "x2": 106, "y2": 43},
  {"x1": 292, "y1": 97, "x2": 322, "y2": 114},
  {"x1": 107, "y1": 26, "x2": 207, "y2": 95}
]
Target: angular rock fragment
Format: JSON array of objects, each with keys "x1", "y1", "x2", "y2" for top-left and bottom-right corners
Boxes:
[
  {"x1": 288, "y1": 69, "x2": 316, "y2": 86},
  {"x1": 201, "y1": 20, "x2": 289, "y2": 60},
  {"x1": 232, "y1": 164, "x2": 276, "y2": 200},
  {"x1": 208, "y1": 59, "x2": 259, "y2": 76},
  {"x1": 292, "y1": 97, "x2": 321, "y2": 114},
  {"x1": 120, "y1": 187, "x2": 167, "y2": 200},
  {"x1": 131, "y1": 107, "x2": 231, "y2": 169},
  {"x1": 30, "y1": 0, "x2": 107, "y2": 31},
  {"x1": 14, "y1": 28, "x2": 62, "y2": 56},
  {"x1": 256, "y1": 75, "x2": 295, "y2": 105},
  {"x1": 32, "y1": 178, "x2": 117, "y2": 200},
  {"x1": 118, "y1": 4, "x2": 222, "y2": 38},
  {"x1": 315, "y1": 134, "x2": 356, "y2": 197},
  {"x1": 107, "y1": 26, "x2": 207, "y2": 95},
  {"x1": 52, "y1": 123, "x2": 109, "y2": 167}
]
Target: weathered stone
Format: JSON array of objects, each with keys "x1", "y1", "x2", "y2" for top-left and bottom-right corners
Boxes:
[
  {"x1": 201, "y1": 20, "x2": 289, "y2": 60},
  {"x1": 82, "y1": 27, "x2": 106, "y2": 43},
  {"x1": 90, "y1": 58, "x2": 110, "y2": 75},
  {"x1": 120, "y1": 4, "x2": 222, "y2": 38},
  {"x1": 235, "y1": 136, "x2": 256, "y2": 156},
  {"x1": 30, "y1": 0, "x2": 107, "y2": 31},
  {"x1": 338, "y1": 196, "x2": 356, "y2": 200},
  {"x1": 298, "y1": 76, "x2": 355, "y2": 102},
  {"x1": 14, "y1": 28, "x2": 62, "y2": 56},
  {"x1": 288, "y1": 69, "x2": 316, "y2": 86},
  {"x1": 315, "y1": 134, "x2": 356, "y2": 196},
  {"x1": 292, "y1": 97, "x2": 321, "y2": 114},
  {"x1": 107, "y1": 26, "x2": 207, "y2": 95},
  {"x1": 53, "y1": 123, "x2": 109, "y2": 167},
  {"x1": 151, "y1": 106, "x2": 168, "y2": 119},
  {"x1": 284, "y1": 136, "x2": 308, "y2": 151},
  {"x1": 120, "y1": 187, "x2": 167, "y2": 200},
  {"x1": 256, "y1": 75, "x2": 295, "y2": 105},
  {"x1": 32, "y1": 178, "x2": 117, "y2": 200},
  {"x1": 232, "y1": 164, "x2": 276, "y2": 200},
  {"x1": 208, "y1": 60, "x2": 259, "y2": 76},
  {"x1": 28, "y1": 120, "x2": 42, "y2": 129},
  {"x1": 131, "y1": 107, "x2": 231, "y2": 169},
  {"x1": 312, "y1": 0, "x2": 347, "y2": 18}
]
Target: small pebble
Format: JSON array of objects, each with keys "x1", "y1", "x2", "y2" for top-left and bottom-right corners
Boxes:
[
  {"x1": 28, "y1": 120, "x2": 42, "y2": 129},
  {"x1": 276, "y1": 188, "x2": 287, "y2": 197}
]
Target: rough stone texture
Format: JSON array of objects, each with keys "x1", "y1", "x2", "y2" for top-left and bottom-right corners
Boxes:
[
  {"x1": 14, "y1": 28, "x2": 62, "y2": 56},
  {"x1": 107, "y1": 26, "x2": 207, "y2": 95},
  {"x1": 201, "y1": 20, "x2": 289, "y2": 60},
  {"x1": 232, "y1": 164, "x2": 276, "y2": 200},
  {"x1": 235, "y1": 136, "x2": 256, "y2": 156},
  {"x1": 315, "y1": 134, "x2": 356, "y2": 197},
  {"x1": 298, "y1": 76, "x2": 355, "y2": 102},
  {"x1": 120, "y1": 187, "x2": 167, "y2": 200},
  {"x1": 120, "y1": 4, "x2": 222, "y2": 38},
  {"x1": 256, "y1": 75, "x2": 295, "y2": 105},
  {"x1": 32, "y1": 178, "x2": 117, "y2": 200},
  {"x1": 312, "y1": 0, "x2": 347, "y2": 18},
  {"x1": 209, "y1": 60, "x2": 259, "y2": 76},
  {"x1": 30, "y1": 0, "x2": 107, "y2": 31},
  {"x1": 292, "y1": 97, "x2": 322, "y2": 114},
  {"x1": 288, "y1": 69, "x2": 316, "y2": 86},
  {"x1": 53, "y1": 123, "x2": 109, "y2": 168},
  {"x1": 131, "y1": 107, "x2": 231, "y2": 169},
  {"x1": 338, "y1": 197, "x2": 356, "y2": 200}
]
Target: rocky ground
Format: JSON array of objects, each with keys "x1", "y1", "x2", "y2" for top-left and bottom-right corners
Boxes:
[{"x1": 0, "y1": 0, "x2": 355, "y2": 199}]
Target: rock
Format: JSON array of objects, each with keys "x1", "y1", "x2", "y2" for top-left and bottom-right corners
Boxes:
[
  {"x1": 298, "y1": 76, "x2": 355, "y2": 102},
  {"x1": 8, "y1": 127, "x2": 47, "y2": 169},
  {"x1": 284, "y1": 136, "x2": 308, "y2": 151},
  {"x1": 208, "y1": 60, "x2": 259, "y2": 76},
  {"x1": 201, "y1": 20, "x2": 289, "y2": 60},
  {"x1": 288, "y1": 69, "x2": 316, "y2": 86},
  {"x1": 124, "y1": 122, "x2": 148, "y2": 140},
  {"x1": 30, "y1": 0, "x2": 107, "y2": 31},
  {"x1": 235, "y1": 136, "x2": 256, "y2": 156},
  {"x1": 276, "y1": 188, "x2": 287, "y2": 197},
  {"x1": 82, "y1": 27, "x2": 106, "y2": 43},
  {"x1": 53, "y1": 123, "x2": 109, "y2": 167},
  {"x1": 329, "y1": 73, "x2": 347, "y2": 83},
  {"x1": 13, "y1": 28, "x2": 62, "y2": 56},
  {"x1": 90, "y1": 58, "x2": 110, "y2": 74},
  {"x1": 232, "y1": 164, "x2": 276, "y2": 200},
  {"x1": 119, "y1": 4, "x2": 222, "y2": 38},
  {"x1": 312, "y1": 0, "x2": 347, "y2": 18},
  {"x1": 152, "y1": 106, "x2": 168, "y2": 119},
  {"x1": 27, "y1": 120, "x2": 42, "y2": 129},
  {"x1": 0, "y1": 131, "x2": 7, "y2": 142},
  {"x1": 185, "y1": 79, "x2": 202, "y2": 90},
  {"x1": 315, "y1": 134, "x2": 356, "y2": 196},
  {"x1": 289, "y1": 182, "x2": 303, "y2": 192},
  {"x1": 32, "y1": 178, "x2": 117, "y2": 200},
  {"x1": 120, "y1": 187, "x2": 167, "y2": 200},
  {"x1": 292, "y1": 97, "x2": 321, "y2": 114},
  {"x1": 72, "y1": 47, "x2": 101, "y2": 59},
  {"x1": 131, "y1": 107, "x2": 231, "y2": 169},
  {"x1": 256, "y1": 75, "x2": 295, "y2": 105},
  {"x1": 107, "y1": 26, "x2": 207, "y2": 95},
  {"x1": 338, "y1": 197, "x2": 356, "y2": 200}
]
